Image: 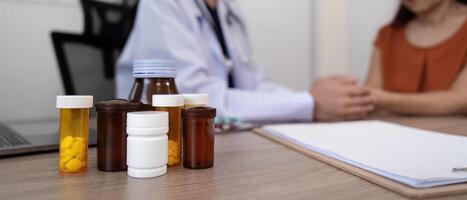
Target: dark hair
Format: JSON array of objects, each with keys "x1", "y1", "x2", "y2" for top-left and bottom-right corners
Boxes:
[{"x1": 391, "y1": 0, "x2": 467, "y2": 27}]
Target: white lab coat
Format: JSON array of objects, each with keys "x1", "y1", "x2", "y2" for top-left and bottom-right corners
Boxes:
[{"x1": 117, "y1": 0, "x2": 313, "y2": 122}]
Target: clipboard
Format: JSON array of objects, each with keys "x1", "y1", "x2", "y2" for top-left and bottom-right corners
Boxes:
[{"x1": 253, "y1": 128, "x2": 467, "y2": 199}]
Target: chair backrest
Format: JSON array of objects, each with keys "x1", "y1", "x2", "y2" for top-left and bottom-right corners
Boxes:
[
  {"x1": 51, "y1": 0, "x2": 139, "y2": 105},
  {"x1": 51, "y1": 33, "x2": 116, "y2": 106},
  {"x1": 81, "y1": 0, "x2": 138, "y2": 49},
  {"x1": 80, "y1": 0, "x2": 139, "y2": 79}
]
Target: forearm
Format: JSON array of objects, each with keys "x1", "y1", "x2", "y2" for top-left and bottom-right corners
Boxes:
[
  {"x1": 226, "y1": 89, "x2": 313, "y2": 122},
  {"x1": 378, "y1": 90, "x2": 467, "y2": 115}
]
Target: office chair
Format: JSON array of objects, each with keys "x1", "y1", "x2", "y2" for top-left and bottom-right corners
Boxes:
[{"x1": 51, "y1": 0, "x2": 139, "y2": 104}]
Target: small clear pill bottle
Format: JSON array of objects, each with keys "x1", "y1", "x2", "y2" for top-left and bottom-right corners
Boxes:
[
  {"x1": 56, "y1": 95, "x2": 93, "y2": 174},
  {"x1": 152, "y1": 95, "x2": 184, "y2": 167},
  {"x1": 182, "y1": 94, "x2": 209, "y2": 108},
  {"x1": 182, "y1": 107, "x2": 216, "y2": 169},
  {"x1": 127, "y1": 111, "x2": 169, "y2": 178}
]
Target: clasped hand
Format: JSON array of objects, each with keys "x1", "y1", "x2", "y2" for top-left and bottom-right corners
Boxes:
[{"x1": 310, "y1": 75, "x2": 375, "y2": 121}]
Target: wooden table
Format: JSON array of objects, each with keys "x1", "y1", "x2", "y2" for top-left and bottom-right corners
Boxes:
[{"x1": 1, "y1": 115, "x2": 467, "y2": 200}]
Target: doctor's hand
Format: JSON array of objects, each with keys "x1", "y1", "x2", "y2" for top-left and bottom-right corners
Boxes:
[{"x1": 310, "y1": 75, "x2": 374, "y2": 121}]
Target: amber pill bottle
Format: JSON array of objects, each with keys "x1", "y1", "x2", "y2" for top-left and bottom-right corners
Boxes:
[
  {"x1": 95, "y1": 99, "x2": 143, "y2": 172},
  {"x1": 182, "y1": 107, "x2": 216, "y2": 169},
  {"x1": 128, "y1": 59, "x2": 179, "y2": 110},
  {"x1": 152, "y1": 95, "x2": 184, "y2": 167},
  {"x1": 56, "y1": 95, "x2": 93, "y2": 174}
]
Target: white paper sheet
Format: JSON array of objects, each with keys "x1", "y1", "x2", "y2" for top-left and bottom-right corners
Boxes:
[{"x1": 262, "y1": 120, "x2": 467, "y2": 188}]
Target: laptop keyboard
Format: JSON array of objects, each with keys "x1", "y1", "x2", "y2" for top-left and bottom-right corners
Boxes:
[{"x1": 0, "y1": 123, "x2": 29, "y2": 148}]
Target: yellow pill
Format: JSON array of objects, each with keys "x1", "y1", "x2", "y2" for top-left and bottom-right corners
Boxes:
[
  {"x1": 60, "y1": 156, "x2": 73, "y2": 170},
  {"x1": 72, "y1": 140, "x2": 86, "y2": 154},
  {"x1": 74, "y1": 137, "x2": 85, "y2": 142},
  {"x1": 62, "y1": 148, "x2": 78, "y2": 157},
  {"x1": 65, "y1": 159, "x2": 82, "y2": 172},
  {"x1": 168, "y1": 140, "x2": 177, "y2": 147},
  {"x1": 76, "y1": 152, "x2": 86, "y2": 161},
  {"x1": 60, "y1": 136, "x2": 74, "y2": 149},
  {"x1": 60, "y1": 155, "x2": 73, "y2": 164}
]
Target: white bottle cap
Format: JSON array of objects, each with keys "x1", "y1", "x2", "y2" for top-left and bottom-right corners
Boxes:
[
  {"x1": 127, "y1": 111, "x2": 168, "y2": 128},
  {"x1": 152, "y1": 95, "x2": 184, "y2": 107},
  {"x1": 56, "y1": 95, "x2": 93, "y2": 108},
  {"x1": 183, "y1": 94, "x2": 209, "y2": 106}
]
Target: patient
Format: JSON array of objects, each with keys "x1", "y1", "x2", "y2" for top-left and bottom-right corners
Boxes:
[{"x1": 366, "y1": 0, "x2": 467, "y2": 115}]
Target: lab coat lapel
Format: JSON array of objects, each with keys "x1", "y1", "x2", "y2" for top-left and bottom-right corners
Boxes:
[
  {"x1": 195, "y1": 0, "x2": 228, "y2": 75},
  {"x1": 218, "y1": 1, "x2": 234, "y2": 63},
  {"x1": 219, "y1": 0, "x2": 254, "y2": 89}
]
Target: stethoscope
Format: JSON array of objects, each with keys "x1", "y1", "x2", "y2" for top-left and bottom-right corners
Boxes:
[
  {"x1": 194, "y1": 0, "x2": 251, "y2": 71},
  {"x1": 194, "y1": 0, "x2": 245, "y2": 32}
]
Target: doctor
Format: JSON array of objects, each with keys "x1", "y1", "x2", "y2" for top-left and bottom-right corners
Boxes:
[{"x1": 117, "y1": 0, "x2": 373, "y2": 122}]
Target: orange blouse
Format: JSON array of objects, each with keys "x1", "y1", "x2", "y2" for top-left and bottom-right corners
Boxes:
[{"x1": 375, "y1": 20, "x2": 467, "y2": 92}]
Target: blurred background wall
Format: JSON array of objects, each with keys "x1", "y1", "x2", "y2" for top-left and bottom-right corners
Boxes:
[
  {"x1": 0, "y1": 0, "x2": 82, "y2": 121},
  {"x1": 0, "y1": 0, "x2": 397, "y2": 121},
  {"x1": 313, "y1": 0, "x2": 398, "y2": 80}
]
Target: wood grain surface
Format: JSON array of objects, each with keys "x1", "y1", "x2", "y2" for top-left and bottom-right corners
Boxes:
[{"x1": 1, "y1": 115, "x2": 467, "y2": 200}]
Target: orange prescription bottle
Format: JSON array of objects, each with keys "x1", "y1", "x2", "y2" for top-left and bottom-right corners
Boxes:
[
  {"x1": 152, "y1": 95, "x2": 183, "y2": 167},
  {"x1": 56, "y1": 95, "x2": 93, "y2": 174}
]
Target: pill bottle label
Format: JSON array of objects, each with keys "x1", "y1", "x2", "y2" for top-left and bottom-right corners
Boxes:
[
  {"x1": 58, "y1": 108, "x2": 89, "y2": 174},
  {"x1": 127, "y1": 135, "x2": 168, "y2": 168},
  {"x1": 155, "y1": 107, "x2": 182, "y2": 167}
]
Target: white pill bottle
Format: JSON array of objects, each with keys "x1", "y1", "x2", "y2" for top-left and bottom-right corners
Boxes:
[{"x1": 127, "y1": 111, "x2": 168, "y2": 178}]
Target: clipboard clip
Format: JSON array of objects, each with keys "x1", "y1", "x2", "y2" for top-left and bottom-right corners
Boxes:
[{"x1": 452, "y1": 166, "x2": 467, "y2": 172}]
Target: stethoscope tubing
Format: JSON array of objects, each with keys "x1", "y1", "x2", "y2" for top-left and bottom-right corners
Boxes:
[{"x1": 194, "y1": 0, "x2": 250, "y2": 64}]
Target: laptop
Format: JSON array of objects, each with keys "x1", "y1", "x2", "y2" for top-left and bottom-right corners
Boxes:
[
  {"x1": 0, "y1": 119, "x2": 97, "y2": 157},
  {"x1": 1, "y1": 25, "x2": 116, "y2": 157}
]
